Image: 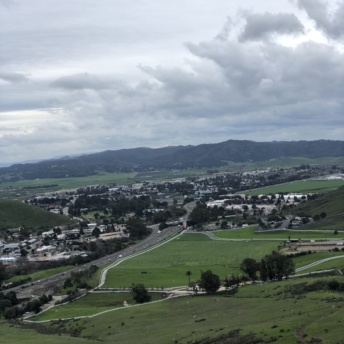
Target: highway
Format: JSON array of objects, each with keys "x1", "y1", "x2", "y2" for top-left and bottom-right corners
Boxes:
[{"x1": 5, "y1": 223, "x2": 184, "y2": 298}]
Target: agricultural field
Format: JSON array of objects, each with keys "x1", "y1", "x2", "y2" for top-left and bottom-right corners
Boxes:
[
  {"x1": 103, "y1": 233, "x2": 280, "y2": 288},
  {"x1": 0, "y1": 172, "x2": 137, "y2": 199}
]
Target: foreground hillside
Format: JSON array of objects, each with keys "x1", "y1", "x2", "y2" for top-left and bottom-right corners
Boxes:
[
  {"x1": 0, "y1": 199, "x2": 71, "y2": 229},
  {"x1": 1, "y1": 139, "x2": 344, "y2": 180},
  {"x1": 6, "y1": 276, "x2": 344, "y2": 343}
]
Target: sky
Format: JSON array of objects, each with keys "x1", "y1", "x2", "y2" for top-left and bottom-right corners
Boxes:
[{"x1": 1, "y1": 0, "x2": 344, "y2": 165}]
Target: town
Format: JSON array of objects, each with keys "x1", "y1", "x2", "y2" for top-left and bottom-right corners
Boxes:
[{"x1": 1, "y1": 164, "x2": 342, "y2": 287}]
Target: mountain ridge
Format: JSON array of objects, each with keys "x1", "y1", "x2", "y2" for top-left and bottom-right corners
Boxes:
[{"x1": 1, "y1": 139, "x2": 344, "y2": 180}]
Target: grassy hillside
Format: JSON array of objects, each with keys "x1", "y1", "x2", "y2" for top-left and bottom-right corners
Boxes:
[
  {"x1": 0, "y1": 199, "x2": 71, "y2": 229},
  {"x1": 290, "y1": 185, "x2": 344, "y2": 230},
  {"x1": 22, "y1": 276, "x2": 344, "y2": 343}
]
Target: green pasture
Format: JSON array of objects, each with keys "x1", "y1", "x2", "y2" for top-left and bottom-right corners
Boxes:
[
  {"x1": 103, "y1": 233, "x2": 280, "y2": 288},
  {"x1": 213, "y1": 227, "x2": 344, "y2": 240},
  {"x1": 295, "y1": 258, "x2": 344, "y2": 274},
  {"x1": 0, "y1": 172, "x2": 136, "y2": 196},
  {"x1": 246, "y1": 179, "x2": 344, "y2": 195},
  {"x1": 31, "y1": 292, "x2": 139, "y2": 321},
  {"x1": 292, "y1": 252, "x2": 344, "y2": 274},
  {"x1": 21, "y1": 276, "x2": 344, "y2": 344},
  {"x1": 8, "y1": 265, "x2": 73, "y2": 283}
]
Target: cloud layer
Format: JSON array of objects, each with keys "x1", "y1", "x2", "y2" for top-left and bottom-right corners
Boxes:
[{"x1": 0, "y1": 0, "x2": 343, "y2": 164}]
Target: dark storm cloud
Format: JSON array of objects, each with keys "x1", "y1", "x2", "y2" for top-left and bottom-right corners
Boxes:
[{"x1": 239, "y1": 12, "x2": 304, "y2": 41}]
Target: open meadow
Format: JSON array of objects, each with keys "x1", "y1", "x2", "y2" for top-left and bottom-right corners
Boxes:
[{"x1": 103, "y1": 233, "x2": 280, "y2": 288}]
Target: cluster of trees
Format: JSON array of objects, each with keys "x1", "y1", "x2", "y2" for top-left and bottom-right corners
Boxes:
[
  {"x1": 63, "y1": 265, "x2": 99, "y2": 290},
  {"x1": 240, "y1": 252, "x2": 295, "y2": 282},
  {"x1": 130, "y1": 283, "x2": 152, "y2": 303},
  {"x1": 0, "y1": 291, "x2": 18, "y2": 318},
  {"x1": 1, "y1": 292, "x2": 51, "y2": 319},
  {"x1": 188, "y1": 202, "x2": 225, "y2": 227}
]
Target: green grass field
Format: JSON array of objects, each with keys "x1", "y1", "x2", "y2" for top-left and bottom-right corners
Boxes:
[
  {"x1": 246, "y1": 179, "x2": 344, "y2": 195},
  {"x1": 0, "y1": 172, "x2": 137, "y2": 198},
  {"x1": 292, "y1": 251, "x2": 344, "y2": 274},
  {"x1": 30, "y1": 292, "x2": 167, "y2": 322},
  {"x1": 103, "y1": 233, "x2": 280, "y2": 288}
]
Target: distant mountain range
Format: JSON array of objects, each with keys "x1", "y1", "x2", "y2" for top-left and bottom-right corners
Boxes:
[{"x1": 1, "y1": 139, "x2": 344, "y2": 180}]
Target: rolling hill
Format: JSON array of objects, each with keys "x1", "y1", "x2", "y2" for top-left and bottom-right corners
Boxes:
[
  {"x1": 1, "y1": 139, "x2": 344, "y2": 180},
  {"x1": 0, "y1": 199, "x2": 72, "y2": 229}
]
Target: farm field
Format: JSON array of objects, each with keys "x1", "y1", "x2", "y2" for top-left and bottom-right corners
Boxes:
[
  {"x1": 213, "y1": 227, "x2": 344, "y2": 240},
  {"x1": 20, "y1": 276, "x2": 344, "y2": 344},
  {"x1": 246, "y1": 179, "x2": 344, "y2": 195},
  {"x1": 103, "y1": 233, "x2": 280, "y2": 288},
  {"x1": 0, "y1": 172, "x2": 136, "y2": 198},
  {"x1": 0, "y1": 169, "x2": 215, "y2": 199}
]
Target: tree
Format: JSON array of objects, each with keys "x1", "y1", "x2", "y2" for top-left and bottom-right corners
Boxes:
[
  {"x1": 0, "y1": 262, "x2": 7, "y2": 285},
  {"x1": 200, "y1": 270, "x2": 221, "y2": 294},
  {"x1": 127, "y1": 217, "x2": 150, "y2": 239},
  {"x1": 92, "y1": 227, "x2": 100, "y2": 238},
  {"x1": 260, "y1": 251, "x2": 295, "y2": 281},
  {"x1": 240, "y1": 258, "x2": 259, "y2": 280},
  {"x1": 131, "y1": 283, "x2": 151, "y2": 304},
  {"x1": 186, "y1": 271, "x2": 192, "y2": 286}
]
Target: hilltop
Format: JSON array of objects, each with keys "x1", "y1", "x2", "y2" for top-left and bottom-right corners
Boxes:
[
  {"x1": 0, "y1": 199, "x2": 71, "y2": 229},
  {"x1": 1, "y1": 139, "x2": 344, "y2": 180}
]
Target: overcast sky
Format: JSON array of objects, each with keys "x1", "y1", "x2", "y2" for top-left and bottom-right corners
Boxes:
[{"x1": 1, "y1": 0, "x2": 344, "y2": 164}]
